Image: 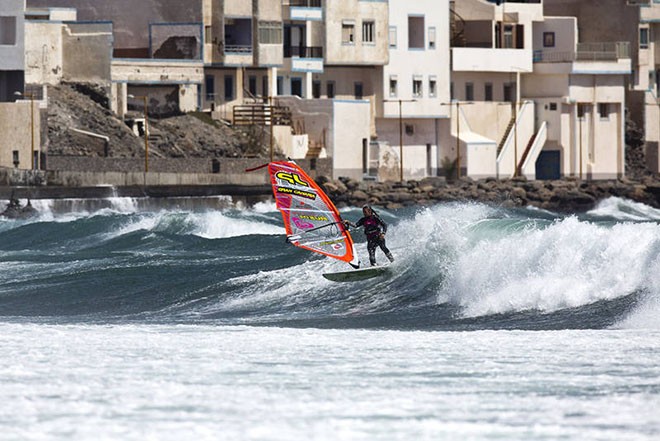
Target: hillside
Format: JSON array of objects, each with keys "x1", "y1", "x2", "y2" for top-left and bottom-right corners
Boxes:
[{"x1": 46, "y1": 83, "x2": 267, "y2": 160}]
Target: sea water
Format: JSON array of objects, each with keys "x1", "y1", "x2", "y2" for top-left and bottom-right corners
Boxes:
[{"x1": 1, "y1": 196, "x2": 659, "y2": 440}]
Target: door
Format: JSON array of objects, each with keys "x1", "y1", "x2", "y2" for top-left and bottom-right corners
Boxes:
[
  {"x1": 291, "y1": 77, "x2": 303, "y2": 97},
  {"x1": 536, "y1": 150, "x2": 561, "y2": 180}
]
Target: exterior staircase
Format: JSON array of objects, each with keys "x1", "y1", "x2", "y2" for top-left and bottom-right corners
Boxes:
[
  {"x1": 497, "y1": 117, "x2": 516, "y2": 156},
  {"x1": 305, "y1": 142, "x2": 324, "y2": 159},
  {"x1": 517, "y1": 130, "x2": 538, "y2": 176}
]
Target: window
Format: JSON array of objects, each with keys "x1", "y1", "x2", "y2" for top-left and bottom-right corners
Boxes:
[
  {"x1": 429, "y1": 76, "x2": 437, "y2": 98},
  {"x1": 205, "y1": 26, "x2": 213, "y2": 44},
  {"x1": 577, "y1": 103, "x2": 586, "y2": 119},
  {"x1": 327, "y1": 81, "x2": 335, "y2": 99},
  {"x1": 342, "y1": 21, "x2": 355, "y2": 44},
  {"x1": 224, "y1": 75, "x2": 234, "y2": 101},
  {"x1": 362, "y1": 21, "x2": 375, "y2": 43},
  {"x1": 503, "y1": 25, "x2": 514, "y2": 48},
  {"x1": 543, "y1": 32, "x2": 555, "y2": 48},
  {"x1": 413, "y1": 76, "x2": 423, "y2": 98},
  {"x1": 389, "y1": 26, "x2": 397, "y2": 48},
  {"x1": 428, "y1": 27, "x2": 436, "y2": 49},
  {"x1": 465, "y1": 82, "x2": 474, "y2": 101},
  {"x1": 549, "y1": 102, "x2": 557, "y2": 111},
  {"x1": 389, "y1": 75, "x2": 398, "y2": 97},
  {"x1": 354, "y1": 82, "x2": 363, "y2": 99},
  {"x1": 312, "y1": 80, "x2": 321, "y2": 99},
  {"x1": 249, "y1": 76, "x2": 257, "y2": 96},
  {"x1": 640, "y1": 27, "x2": 649, "y2": 49},
  {"x1": 426, "y1": 144, "x2": 432, "y2": 176},
  {"x1": 262, "y1": 76, "x2": 269, "y2": 98},
  {"x1": 485, "y1": 83, "x2": 493, "y2": 101},
  {"x1": 259, "y1": 21, "x2": 283, "y2": 44},
  {"x1": 408, "y1": 16, "x2": 425, "y2": 49},
  {"x1": 503, "y1": 83, "x2": 515, "y2": 102},
  {"x1": 205, "y1": 75, "x2": 215, "y2": 100},
  {"x1": 598, "y1": 103, "x2": 609, "y2": 119},
  {"x1": 405, "y1": 124, "x2": 414, "y2": 136},
  {"x1": 0, "y1": 16, "x2": 17, "y2": 45},
  {"x1": 12, "y1": 150, "x2": 19, "y2": 168}
]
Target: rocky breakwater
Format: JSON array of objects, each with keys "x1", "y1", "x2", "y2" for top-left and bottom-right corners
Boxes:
[{"x1": 318, "y1": 175, "x2": 660, "y2": 212}]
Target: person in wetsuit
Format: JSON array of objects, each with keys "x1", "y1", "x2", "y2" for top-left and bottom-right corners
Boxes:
[{"x1": 344, "y1": 205, "x2": 394, "y2": 266}]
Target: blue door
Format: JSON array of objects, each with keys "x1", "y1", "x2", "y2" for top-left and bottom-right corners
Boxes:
[{"x1": 536, "y1": 150, "x2": 561, "y2": 180}]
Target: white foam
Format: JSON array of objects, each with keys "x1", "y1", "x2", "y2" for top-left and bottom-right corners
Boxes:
[
  {"x1": 588, "y1": 196, "x2": 660, "y2": 221},
  {"x1": 191, "y1": 211, "x2": 283, "y2": 239},
  {"x1": 444, "y1": 216, "x2": 660, "y2": 317}
]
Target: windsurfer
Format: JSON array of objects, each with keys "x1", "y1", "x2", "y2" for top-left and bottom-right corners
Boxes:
[{"x1": 343, "y1": 205, "x2": 394, "y2": 266}]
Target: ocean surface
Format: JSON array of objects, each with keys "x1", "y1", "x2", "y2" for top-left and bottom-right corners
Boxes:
[{"x1": 1, "y1": 195, "x2": 659, "y2": 440}]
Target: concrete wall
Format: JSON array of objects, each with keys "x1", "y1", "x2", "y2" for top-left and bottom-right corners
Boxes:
[
  {"x1": 332, "y1": 100, "x2": 371, "y2": 180},
  {"x1": 0, "y1": 0, "x2": 25, "y2": 72},
  {"x1": 375, "y1": 117, "x2": 441, "y2": 180},
  {"x1": 62, "y1": 22, "x2": 113, "y2": 83},
  {"x1": 150, "y1": 23, "x2": 202, "y2": 60},
  {"x1": 533, "y1": 16, "x2": 576, "y2": 54},
  {"x1": 27, "y1": 0, "x2": 203, "y2": 50},
  {"x1": 0, "y1": 101, "x2": 41, "y2": 169},
  {"x1": 40, "y1": 157, "x2": 332, "y2": 186},
  {"x1": 324, "y1": 0, "x2": 389, "y2": 66},
  {"x1": 25, "y1": 21, "x2": 62, "y2": 85}
]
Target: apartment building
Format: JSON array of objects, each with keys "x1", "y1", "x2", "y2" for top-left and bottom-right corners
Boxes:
[
  {"x1": 0, "y1": 0, "x2": 40, "y2": 170},
  {"x1": 373, "y1": 0, "x2": 451, "y2": 180},
  {"x1": 451, "y1": 0, "x2": 630, "y2": 180}
]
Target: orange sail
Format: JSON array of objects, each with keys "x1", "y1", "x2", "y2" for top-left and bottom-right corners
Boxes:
[{"x1": 268, "y1": 161, "x2": 359, "y2": 267}]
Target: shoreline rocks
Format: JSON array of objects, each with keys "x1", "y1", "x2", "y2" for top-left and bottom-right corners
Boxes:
[{"x1": 320, "y1": 175, "x2": 660, "y2": 212}]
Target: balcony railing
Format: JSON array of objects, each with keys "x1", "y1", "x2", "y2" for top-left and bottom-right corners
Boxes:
[
  {"x1": 284, "y1": 46, "x2": 323, "y2": 58},
  {"x1": 287, "y1": 0, "x2": 322, "y2": 7},
  {"x1": 225, "y1": 45, "x2": 252, "y2": 54},
  {"x1": 534, "y1": 42, "x2": 630, "y2": 63}
]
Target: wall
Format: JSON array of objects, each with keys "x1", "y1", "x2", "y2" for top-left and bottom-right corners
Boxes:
[
  {"x1": 62, "y1": 22, "x2": 113, "y2": 83},
  {"x1": 332, "y1": 100, "x2": 371, "y2": 180},
  {"x1": 0, "y1": 101, "x2": 41, "y2": 169},
  {"x1": 324, "y1": 0, "x2": 389, "y2": 66},
  {"x1": 0, "y1": 0, "x2": 25, "y2": 72},
  {"x1": 375, "y1": 117, "x2": 442, "y2": 180},
  {"x1": 25, "y1": 21, "x2": 62, "y2": 85},
  {"x1": 27, "y1": 0, "x2": 203, "y2": 50},
  {"x1": 533, "y1": 17, "x2": 576, "y2": 55}
]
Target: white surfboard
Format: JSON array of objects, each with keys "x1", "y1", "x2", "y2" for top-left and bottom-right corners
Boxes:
[{"x1": 322, "y1": 265, "x2": 392, "y2": 282}]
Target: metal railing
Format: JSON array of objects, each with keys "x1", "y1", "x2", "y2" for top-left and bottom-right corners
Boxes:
[
  {"x1": 284, "y1": 46, "x2": 323, "y2": 58},
  {"x1": 233, "y1": 105, "x2": 292, "y2": 126},
  {"x1": 534, "y1": 42, "x2": 630, "y2": 63},
  {"x1": 225, "y1": 45, "x2": 252, "y2": 54},
  {"x1": 287, "y1": 0, "x2": 322, "y2": 7}
]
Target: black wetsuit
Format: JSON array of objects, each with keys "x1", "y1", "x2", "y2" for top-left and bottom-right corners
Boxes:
[{"x1": 353, "y1": 213, "x2": 394, "y2": 266}]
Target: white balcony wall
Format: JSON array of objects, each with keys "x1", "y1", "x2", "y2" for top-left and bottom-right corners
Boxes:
[{"x1": 453, "y1": 48, "x2": 532, "y2": 72}]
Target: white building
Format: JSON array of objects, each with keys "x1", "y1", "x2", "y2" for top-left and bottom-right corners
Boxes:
[
  {"x1": 372, "y1": 0, "x2": 452, "y2": 181},
  {"x1": 451, "y1": 0, "x2": 630, "y2": 180}
]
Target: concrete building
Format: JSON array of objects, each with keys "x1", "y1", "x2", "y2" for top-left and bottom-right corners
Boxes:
[
  {"x1": 451, "y1": 0, "x2": 630, "y2": 180},
  {"x1": 270, "y1": 0, "x2": 390, "y2": 180},
  {"x1": 0, "y1": 0, "x2": 25, "y2": 102},
  {"x1": 0, "y1": 0, "x2": 41, "y2": 171},
  {"x1": 373, "y1": 0, "x2": 451, "y2": 181}
]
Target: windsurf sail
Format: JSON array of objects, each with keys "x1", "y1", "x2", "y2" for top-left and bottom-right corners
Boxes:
[{"x1": 267, "y1": 161, "x2": 360, "y2": 268}]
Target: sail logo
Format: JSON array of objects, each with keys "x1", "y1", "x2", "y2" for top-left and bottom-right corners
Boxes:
[
  {"x1": 277, "y1": 186, "x2": 316, "y2": 200},
  {"x1": 275, "y1": 171, "x2": 309, "y2": 187}
]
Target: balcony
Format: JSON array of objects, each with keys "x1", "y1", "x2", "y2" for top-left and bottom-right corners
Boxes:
[
  {"x1": 533, "y1": 42, "x2": 630, "y2": 63},
  {"x1": 284, "y1": 45, "x2": 323, "y2": 72},
  {"x1": 284, "y1": 46, "x2": 323, "y2": 58},
  {"x1": 288, "y1": 0, "x2": 322, "y2": 21}
]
